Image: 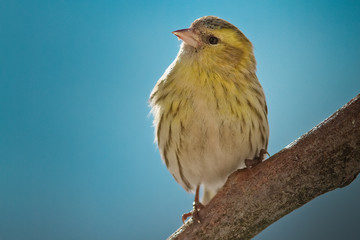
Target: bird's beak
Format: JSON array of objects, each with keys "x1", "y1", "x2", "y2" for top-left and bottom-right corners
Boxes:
[{"x1": 172, "y1": 28, "x2": 200, "y2": 48}]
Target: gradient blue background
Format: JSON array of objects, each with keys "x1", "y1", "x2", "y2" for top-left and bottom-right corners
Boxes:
[{"x1": 1, "y1": 0, "x2": 359, "y2": 239}]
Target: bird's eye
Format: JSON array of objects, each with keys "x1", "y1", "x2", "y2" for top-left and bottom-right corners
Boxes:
[{"x1": 208, "y1": 36, "x2": 219, "y2": 45}]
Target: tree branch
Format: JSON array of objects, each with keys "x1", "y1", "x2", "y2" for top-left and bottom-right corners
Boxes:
[{"x1": 168, "y1": 94, "x2": 360, "y2": 240}]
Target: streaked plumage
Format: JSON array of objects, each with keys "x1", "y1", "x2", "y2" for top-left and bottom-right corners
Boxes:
[{"x1": 150, "y1": 16, "x2": 269, "y2": 205}]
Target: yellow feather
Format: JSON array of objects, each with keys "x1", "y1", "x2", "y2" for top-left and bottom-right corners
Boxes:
[{"x1": 149, "y1": 16, "x2": 269, "y2": 205}]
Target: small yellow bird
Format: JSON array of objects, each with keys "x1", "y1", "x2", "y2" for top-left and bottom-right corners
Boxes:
[{"x1": 149, "y1": 16, "x2": 269, "y2": 222}]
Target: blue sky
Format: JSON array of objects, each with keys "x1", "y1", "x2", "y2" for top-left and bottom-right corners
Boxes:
[{"x1": 0, "y1": 0, "x2": 359, "y2": 239}]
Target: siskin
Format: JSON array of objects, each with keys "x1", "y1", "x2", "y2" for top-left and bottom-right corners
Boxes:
[{"x1": 149, "y1": 16, "x2": 269, "y2": 222}]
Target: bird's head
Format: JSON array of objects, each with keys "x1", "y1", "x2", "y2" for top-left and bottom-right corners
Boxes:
[{"x1": 172, "y1": 16, "x2": 255, "y2": 71}]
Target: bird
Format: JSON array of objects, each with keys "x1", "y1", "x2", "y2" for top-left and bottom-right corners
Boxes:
[{"x1": 149, "y1": 16, "x2": 269, "y2": 223}]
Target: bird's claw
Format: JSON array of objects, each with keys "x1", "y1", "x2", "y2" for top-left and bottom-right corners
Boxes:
[
  {"x1": 245, "y1": 149, "x2": 269, "y2": 168},
  {"x1": 182, "y1": 201, "x2": 204, "y2": 224}
]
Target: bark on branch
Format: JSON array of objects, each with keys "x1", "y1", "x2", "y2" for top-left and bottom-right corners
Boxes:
[{"x1": 168, "y1": 94, "x2": 360, "y2": 240}]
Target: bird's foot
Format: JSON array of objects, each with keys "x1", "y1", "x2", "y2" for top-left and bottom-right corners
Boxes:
[
  {"x1": 245, "y1": 149, "x2": 269, "y2": 168},
  {"x1": 182, "y1": 201, "x2": 204, "y2": 224},
  {"x1": 182, "y1": 185, "x2": 204, "y2": 224}
]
